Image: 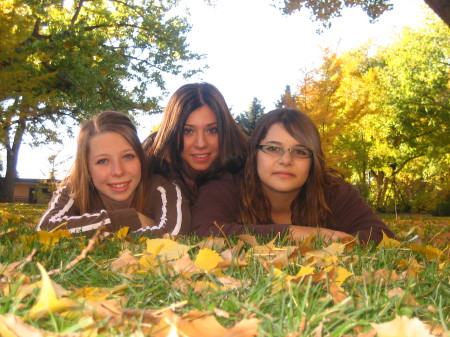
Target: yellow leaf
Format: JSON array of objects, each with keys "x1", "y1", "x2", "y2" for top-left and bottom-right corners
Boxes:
[
  {"x1": 371, "y1": 315, "x2": 434, "y2": 337},
  {"x1": 194, "y1": 248, "x2": 224, "y2": 271},
  {"x1": 378, "y1": 231, "x2": 401, "y2": 248},
  {"x1": 146, "y1": 238, "x2": 191, "y2": 261},
  {"x1": 295, "y1": 264, "x2": 315, "y2": 277},
  {"x1": 139, "y1": 253, "x2": 158, "y2": 270},
  {"x1": 116, "y1": 226, "x2": 129, "y2": 240},
  {"x1": 330, "y1": 266, "x2": 353, "y2": 286},
  {"x1": 29, "y1": 263, "x2": 78, "y2": 319},
  {"x1": 409, "y1": 244, "x2": 445, "y2": 261}
]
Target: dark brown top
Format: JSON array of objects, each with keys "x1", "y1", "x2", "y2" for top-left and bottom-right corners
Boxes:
[{"x1": 191, "y1": 173, "x2": 394, "y2": 244}]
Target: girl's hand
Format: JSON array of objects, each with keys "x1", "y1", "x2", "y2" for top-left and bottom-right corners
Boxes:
[
  {"x1": 137, "y1": 212, "x2": 155, "y2": 228},
  {"x1": 289, "y1": 226, "x2": 354, "y2": 242}
]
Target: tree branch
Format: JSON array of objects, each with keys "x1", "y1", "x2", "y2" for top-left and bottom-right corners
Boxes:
[{"x1": 71, "y1": 0, "x2": 85, "y2": 25}]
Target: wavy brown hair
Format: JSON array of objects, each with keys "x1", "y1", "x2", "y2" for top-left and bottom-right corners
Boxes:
[
  {"x1": 144, "y1": 82, "x2": 248, "y2": 197},
  {"x1": 239, "y1": 108, "x2": 338, "y2": 228},
  {"x1": 64, "y1": 111, "x2": 148, "y2": 213}
]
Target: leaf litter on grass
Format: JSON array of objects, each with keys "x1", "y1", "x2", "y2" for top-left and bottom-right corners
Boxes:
[{"x1": 0, "y1": 204, "x2": 449, "y2": 336}]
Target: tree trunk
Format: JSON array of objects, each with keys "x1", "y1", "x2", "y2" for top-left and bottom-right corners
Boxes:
[
  {"x1": 371, "y1": 169, "x2": 388, "y2": 209},
  {"x1": 424, "y1": 0, "x2": 450, "y2": 27},
  {"x1": 0, "y1": 118, "x2": 26, "y2": 203}
]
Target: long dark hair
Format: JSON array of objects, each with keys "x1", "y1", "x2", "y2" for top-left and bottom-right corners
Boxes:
[
  {"x1": 239, "y1": 108, "x2": 338, "y2": 228},
  {"x1": 65, "y1": 111, "x2": 148, "y2": 213},
  {"x1": 145, "y1": 82, "x2": 248, "y2": 197}
]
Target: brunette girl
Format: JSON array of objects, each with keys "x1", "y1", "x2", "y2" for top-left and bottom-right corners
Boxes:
[
  {"x1": 192, "y1": 108, "x2": 394, "y2": 244},
  {"x1": 143, "y1": 82, "x2": 248, "y2": 203}
]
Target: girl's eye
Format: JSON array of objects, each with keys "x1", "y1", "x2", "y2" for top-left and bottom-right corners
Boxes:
[
  {"x1": 96, "y1": 159, "x2": 107, "y2": 165},
  {"x1": 183, "y1": 128, "x2": 193, "y2": 135},
  {"x1": 292, "y1": 149, "x2": 306, "y2": 156},
  {"x1": 208, "y1": 127, "x2": 218, "y2": 134},
  {"x1": 266, "y1": 146, "x2": 282, "y2": 154},
  {"x1": 124, "y1": 153, "x2": 136, "y2": 160}
]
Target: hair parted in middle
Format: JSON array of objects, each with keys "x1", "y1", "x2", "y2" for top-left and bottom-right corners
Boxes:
[
  {"x1": 66, "y1": 110, "x2": 148, "y2": 214},
  {"x1": 239, "y1": 108, "x2": 338, "y2": 228},
  {"x1": 145, "y1": 82, "x2": 248, "y2": 192}
]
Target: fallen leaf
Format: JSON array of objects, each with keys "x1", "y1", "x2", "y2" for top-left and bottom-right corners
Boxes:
[
  {"x1": 329, "y1": 282, "x2": 349, "y2": 304},
  {"x1": 0, "y1": 314, "x2": 82, "y2": 337},
  {"x1": 378, "y1": 232, "x2": 401, "y2": 248},
  {"x1": 146, "y1": 238, "x2": 191, "y2": 261},
  {"x1": 371, "y1": 315, "x2": 434, "y2": 337},
  {"x1": 29, "y1": 263, "x2": 79, "y2": 319},
  {"x1": 195, "y1": 248, "x2": 224, "y2": 271},
  {"x1": 387, "y1": 288, "x2": 419, "y2": 306},
  {"x1": 152, "y1": 310, "x2": 258, "y2": 337},
  {"x1": 198, "y1": 237, "x2": 227, "y2": 251},
  {"x1": 110, "y1": 249, "x2": 139, "y2": 273},
  {"x1": 115, "y1": 226, "x2": 129, "y2": 240}
]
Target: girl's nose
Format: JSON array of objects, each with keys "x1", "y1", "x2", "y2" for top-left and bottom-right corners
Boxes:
[
  {"x1": 111, "y1": 160, "x2": 125, "y2": 176},
  {"x1": 278, "y1": 149, "x2": 293, "y2": 165},
  {"x1": 194, "y1": 132, "x2": 206, "y2": 148}
]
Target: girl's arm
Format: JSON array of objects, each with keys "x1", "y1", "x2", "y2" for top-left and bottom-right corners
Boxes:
[
  {"x1": 132, "y1": 174, "x2": 191, "y2": 237},
  {"x1": 330, "y1": 180, "x2": 395, "y2": 244},
  {"x1": 192, "y1": 174, "x2": 290, "y2": 238},
  {"x1": 36, "y1": 185, "x2": 141, "y2": 234}
]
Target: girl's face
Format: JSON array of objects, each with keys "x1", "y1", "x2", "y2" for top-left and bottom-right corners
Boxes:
[
  {"x1": 181, "y1": 105, "x2": 219, "y2": 174},
  {"x1": 256, "y1": 123, "x2": 312, "y2": 200},
  {"x1": 88, "y1": 132, "x2": 141, "y2": 203}
]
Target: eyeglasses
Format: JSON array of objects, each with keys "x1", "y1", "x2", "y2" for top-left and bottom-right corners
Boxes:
[{"x1": 257, "y1": 144, "x2": 313, "y2": 159}]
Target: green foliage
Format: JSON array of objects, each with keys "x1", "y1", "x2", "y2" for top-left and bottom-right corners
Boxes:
[
  {"x1": 235, "y1": 97, "x2": 266, "y2": 137},
  {"x1": 278, "y1": 0, "x2": 393, "y2": 29},
  {"x1": 0, "y1": 0, "x2": 203, "y2": 201},
  {"x1": 281, "y1": 17, "x2": 450, "y2": 213}
]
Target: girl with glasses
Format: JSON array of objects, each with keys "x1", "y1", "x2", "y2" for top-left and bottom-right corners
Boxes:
[{"x1": 192, "y1": 108, "x2": 394, "y2": 244}]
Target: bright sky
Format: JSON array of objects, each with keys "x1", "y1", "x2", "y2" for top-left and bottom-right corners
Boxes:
[{"x1": 11, "y1": 0, "x2": 431, "y2": 179}]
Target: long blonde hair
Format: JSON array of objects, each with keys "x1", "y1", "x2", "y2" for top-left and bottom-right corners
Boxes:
[{"x1": 65, "y1": 111, "x2": 148, "y2": 213}]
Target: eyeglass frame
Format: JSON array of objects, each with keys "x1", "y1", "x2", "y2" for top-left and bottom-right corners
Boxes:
[{"x1": 256, "y1": 144, "x2": 313, "y2": 159}]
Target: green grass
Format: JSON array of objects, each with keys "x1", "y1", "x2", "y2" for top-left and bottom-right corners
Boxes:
[{"x1": 0, "y1": 203, "x2": 449, "y2": 336}]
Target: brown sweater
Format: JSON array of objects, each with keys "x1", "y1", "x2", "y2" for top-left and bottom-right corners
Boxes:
[
  {"x1": 37, "y1": 174, "x2": 191, "y2": 237},
  {"x1": 191, "y1": 173, "x2": 394, "y2": 244}
]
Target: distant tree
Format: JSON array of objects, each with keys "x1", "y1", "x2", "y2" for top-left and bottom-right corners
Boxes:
[
  {"x1": 284, "y1": 17, "x2": 450, "y2": 212},
  {"x1": 235, "y1": 98, "x2": 266, "y2": 137},
  {"x1": 276, "y1": 85, "x2": 296, "y2": 108},
  {"x1": 277, "y1": 0, "x2": 450, "y2": 29},
  {"x1": 0, "y1": 0, "x2": 202, "y2": 202}
]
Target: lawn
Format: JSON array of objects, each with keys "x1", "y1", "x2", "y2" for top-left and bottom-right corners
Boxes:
[{"x1": 0, "y1": 203, "x2": 449, "y2": 337}]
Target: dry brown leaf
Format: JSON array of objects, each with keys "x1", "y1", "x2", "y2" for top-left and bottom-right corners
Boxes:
[
  {"x1": 0, "y1": 314, "x2": 82, "y2": 337},
  {"x1": 214, "y1": 308, "x2": 230, "y2": 318},
  {"x1": 198, "y1": 237, "x2": 227, "y2": 251},
  {"x1": 151, "y1": 310, "x2": 258, "y2": 337},
  {"x1": 110, "y1": 249, "x2": 139, "y2": 273},
  {"x1": 217, "y1": 276, "x2": 251, "y2": 289},
  {"x1": 387, "y1": 288, "x2": 419, "y2": 306},
  {"x1": 329, "y1": 282, "x2": 350, "y2": 305},
  {"x1": 371, "y1": 315, "x2": 434, "y2": 337},
  {"x1": 236, "y1": 234, "x2": 259, "y2": 247},
  {"x1": 357, "y1": 269, "x2": 401, "y2": 286},
  {"x1": 169, "y1": 253, "x2": 201, "y2": 276},
  {"x1": 314, "y1": 322, "x2": 323, "y2": 337}
]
